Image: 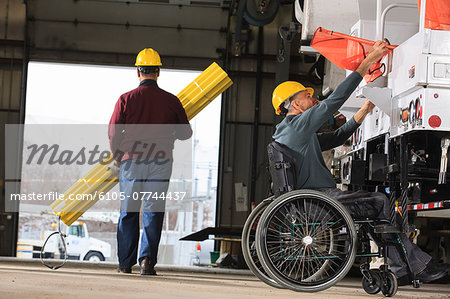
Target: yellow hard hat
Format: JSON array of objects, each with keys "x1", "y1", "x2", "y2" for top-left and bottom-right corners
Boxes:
[
  {"x1": 135, "y1": 48, "x2": 162, "y2": 67},
  {"x1": 272, "y1": 81, "x2": 314, "y2": 115}
]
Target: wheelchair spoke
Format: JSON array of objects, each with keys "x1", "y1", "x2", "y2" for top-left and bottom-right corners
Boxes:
[
  {"x1": 266, "y1": 240, "x2": 300, "y2": 244},
  {"x1": 281, "y1": 202, "x2": 308, "y2": 235},
  {"x1": 313, "y1": 249, "x2": 344, "y2": 265},
  {"x1": 265, "y1": 226, "x2": 303, "y2": 242},
  {"x1": 296, "y1": 203, "x2": 311, "y2": 228},
  {"x1": 305, "y1": 252, "x2": 325, "y2": 279},
  {"x1": 314, "y1": 241, "x2": 348, "y2": 250},
  {"x1": 267, "y1": 240, "x2": 301, "y2": 259},
  {"x1": 270, "y1": 213, "x2": 305, "y2": 239},
  {"x1": 313, "y1": 222, "x2": 347, "y2": 241},
  {"x1": 303, "y1": 245, "x2": 319, "y2": 279},
  {"x1": 299, "y1": 245, "x2": 306, "y2": 280},
  {"x1": 313, "y1": 224, "x2": 346, "y2": 241},
  {"x1": 314, "y1": 200, "x2": 327, "y2": 223},
  {"x1": 279, "y1": 244, "x2": 303, "y2": 269},
  {"x1": 303, "y1": 199, "x2": 310, "y2": 236},
  {"x1": 287, "y1": 247, "x2": 303, "y2": 278},
  {"x1": 270, "y1": 243, "x2": 303, "y2": 269}
]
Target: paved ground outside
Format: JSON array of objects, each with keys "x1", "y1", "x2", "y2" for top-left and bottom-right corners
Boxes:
[{"x1": 0, "y1": 258, "x2": 449, "y2": 299}]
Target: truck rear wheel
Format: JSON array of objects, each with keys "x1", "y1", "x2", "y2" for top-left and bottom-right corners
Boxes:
[{"x1": 84, "y1": 251, "x2": 104, "y2": 262}]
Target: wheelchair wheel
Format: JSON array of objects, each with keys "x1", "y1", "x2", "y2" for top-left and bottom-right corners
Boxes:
[
  {"x1": 241, "y1": 197, "x2": 283, "y2": 289},
  {"x1": 362, "y1": 269, "x2": 382, "y2": 294},
  {"x1": 381, "y1": 271, "x2": 398, "y2": 297},
  {"x1": 255, "y1": 189, "x2": 357, "y2": 292}
]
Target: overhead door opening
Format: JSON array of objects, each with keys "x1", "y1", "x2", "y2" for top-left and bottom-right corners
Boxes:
[{"x1": 17, "y1": 61, "x2": 221, "y2": 265}]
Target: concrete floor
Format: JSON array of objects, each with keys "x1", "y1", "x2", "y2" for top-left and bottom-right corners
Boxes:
[{"x1": 0, "y1": 258, "x2": 449, "y2": 299}]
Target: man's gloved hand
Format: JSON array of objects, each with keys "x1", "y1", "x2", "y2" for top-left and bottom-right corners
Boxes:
[{"x1": 107, "y1": 161, "x2": 121, "y2": 177}]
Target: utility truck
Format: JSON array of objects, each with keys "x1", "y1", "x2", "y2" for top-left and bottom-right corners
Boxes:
[
  {"x1": 296, "y1": 0, "x2": 450, "y2": 262},
  {"x1": 17, "y1": 221, "x2": 111, "y2": 262}
]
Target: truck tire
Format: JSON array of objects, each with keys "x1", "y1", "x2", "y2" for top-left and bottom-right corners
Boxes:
[{"x1": 84, "y1": 251, "x2": 104, "y2": 262}]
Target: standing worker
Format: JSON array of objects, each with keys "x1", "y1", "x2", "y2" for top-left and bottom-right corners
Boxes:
[
  {"x1": 271, "y1": 40, "x2": 449, "y2": 284},
  {"x1": 109, "y1": 48, "x2": 192, "y2": 275}
]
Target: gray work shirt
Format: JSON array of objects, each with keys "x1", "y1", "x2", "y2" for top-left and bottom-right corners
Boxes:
[{"x1": 272, "y1": 71, "x2": 363, "y2": 189}]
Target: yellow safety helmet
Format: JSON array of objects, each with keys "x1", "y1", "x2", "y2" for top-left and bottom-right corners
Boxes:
[
  {"x1": 272, "y1": 81, "x2": 314, "y2": 115},
  {"x1": 135, "y1": 48, "x2": 162, "y2": 67}
]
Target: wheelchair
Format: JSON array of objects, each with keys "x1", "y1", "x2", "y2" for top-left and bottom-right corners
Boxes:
[{"x1": 242, "y1": 141, "x2": 420, "y2": 297}]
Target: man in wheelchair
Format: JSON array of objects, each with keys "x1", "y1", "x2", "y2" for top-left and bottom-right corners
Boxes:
[{"x1": 270, "y1": 40, "x2": 448, "y2": 286}]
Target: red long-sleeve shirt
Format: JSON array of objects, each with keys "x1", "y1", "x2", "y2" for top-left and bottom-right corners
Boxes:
[{"x1": 108, "y1": 79, "x2": 192, "y2": 162}]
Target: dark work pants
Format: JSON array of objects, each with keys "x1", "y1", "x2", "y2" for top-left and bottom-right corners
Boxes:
[{"x1": 321, "y1": 188, "x2": 431, "y2": 277}]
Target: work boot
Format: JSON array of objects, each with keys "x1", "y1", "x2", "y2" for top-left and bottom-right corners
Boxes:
[{"x1": 140, "y1": 257, "x2": 157, "y2": 275}]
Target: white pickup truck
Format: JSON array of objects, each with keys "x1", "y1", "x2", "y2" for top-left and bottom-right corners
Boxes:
[{"x1": 17, "y1": 221, "x2": 111, "y2": 262}]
